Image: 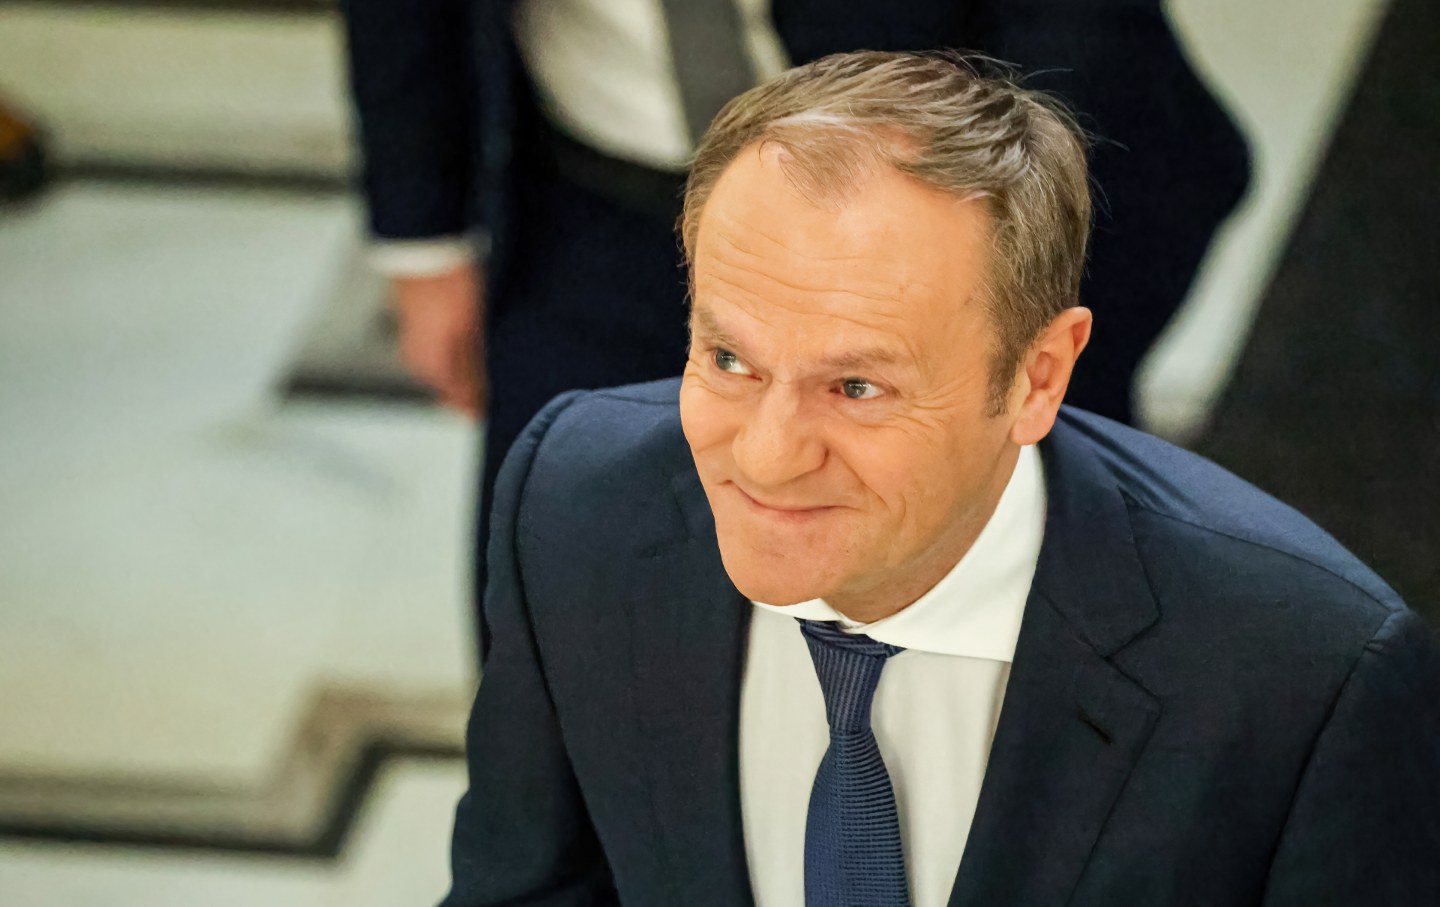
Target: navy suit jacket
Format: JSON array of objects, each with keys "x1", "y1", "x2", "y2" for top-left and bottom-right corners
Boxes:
[{"x1": 443, "y1": 379, "x2": 1440, "y2": 906}]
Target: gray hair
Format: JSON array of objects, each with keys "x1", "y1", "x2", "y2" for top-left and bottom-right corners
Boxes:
[{"x1": 681, "y1": 51, "x2": 1092, "y2": 413}]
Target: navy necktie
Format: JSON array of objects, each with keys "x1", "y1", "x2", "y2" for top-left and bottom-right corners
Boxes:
[{"x1": 800, "y1": 620, "x2": 911, "y2": 907}]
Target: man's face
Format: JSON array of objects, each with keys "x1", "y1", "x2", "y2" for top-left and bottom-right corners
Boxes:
[{"x1": 680, "y1": 143, "x2": 1025, "y2": 616}]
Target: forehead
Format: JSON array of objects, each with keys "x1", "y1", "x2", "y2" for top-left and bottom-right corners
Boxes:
[{"x1": 692, "y1": 143, "x2": 994, "y2": 361}]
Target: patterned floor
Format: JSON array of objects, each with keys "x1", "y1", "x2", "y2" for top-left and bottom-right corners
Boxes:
[{"x1": 0, "y1": 184, "x2": 477, "y2": 902}]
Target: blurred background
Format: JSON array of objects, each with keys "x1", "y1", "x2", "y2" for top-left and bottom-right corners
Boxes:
[{"x1": 0, "y1": 0, "x2": 1434, "y2": 903}]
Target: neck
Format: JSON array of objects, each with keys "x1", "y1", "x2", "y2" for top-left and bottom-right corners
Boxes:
[{"x1": 824, "y1": 532, "x2": 983, "y2": 624}]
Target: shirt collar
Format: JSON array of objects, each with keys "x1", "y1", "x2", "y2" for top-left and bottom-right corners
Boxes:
[{"x1": 752, "y1": 444, "x2": 1046, "y2": 662}]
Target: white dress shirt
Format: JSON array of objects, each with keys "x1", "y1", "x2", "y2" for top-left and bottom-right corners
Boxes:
[
  {"x1": 740, "y1": 444, "x2": 1047, "y2": 907},
  {"x1": 513, "y1": 0, "x2": 789, "y2": 170},
  {"x1": 373, "y1": 0, "x2": 788, "y2": 276}
]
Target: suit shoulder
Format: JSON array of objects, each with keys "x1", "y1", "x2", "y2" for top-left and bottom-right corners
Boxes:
[
  {"x1": 515, "y1": 378, "x2": 689, "y2": 538},
  {"x1": 527, "y1": 378, "x2": 685, "y2": 481},
  {"x1": 1056, "y1": 409, "x2": 1406, "y2": 627}
]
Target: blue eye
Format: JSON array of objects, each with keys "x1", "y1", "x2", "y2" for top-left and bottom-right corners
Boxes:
[
  {"x1": 714, "y1": 349, "x2": 744, "y2": 373},
  {"x1": 841, "y1": 378, "x2": 879, "y2": 400}
]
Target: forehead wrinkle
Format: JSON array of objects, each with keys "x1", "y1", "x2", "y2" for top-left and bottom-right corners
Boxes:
[
  {"x1": 818, "y1": 348, "x2": 904, "y2": 371},
  {"x1": 716, "y1": 220, "x2": 877, "y2": 266},
  {"x1": 708, "y1": 217, "x2": 919, "y2": 305},
  {"x1": 699, "y1": 265, "x2": 915, "y2": 347},
  {"x1": 701, "y1": 244, "x2": 913, "y2": 316}
]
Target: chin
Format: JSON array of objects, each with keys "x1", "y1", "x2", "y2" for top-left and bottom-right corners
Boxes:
[{"x1": 715, "y1": 533, "x2": 833, "y2": 606}]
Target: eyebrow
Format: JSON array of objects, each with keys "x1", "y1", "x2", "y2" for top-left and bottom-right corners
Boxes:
[
  {"x1": 692, "y1": 305, "x2": 906, "y2": 373},
  {"x1": 691, "y1": 305, "x2": 742, "y2": 350},
  {"x1": 818, "y1": 348, "x2": 903, "y2": 371}
]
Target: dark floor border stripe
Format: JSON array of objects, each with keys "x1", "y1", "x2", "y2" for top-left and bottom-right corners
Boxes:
[
  {"x1": 0, "y1": 0, "x2": 333, "y2": 16},
  {"x1": 281, "y1": 374, "x2": 435, "y2": 406},
  {"x1": 58, "y1": 161, "x2": 350, "y2": 196},
  {"x1": 0, "y1": 740, "x2": 464, "y2": 860}
]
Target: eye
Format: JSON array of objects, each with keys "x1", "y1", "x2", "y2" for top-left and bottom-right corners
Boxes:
[
  {"x1": 840, "y1": 378, "x2": 881, "y2": 400},
  {"x1": 712, "y1": 348, "x2": 753, "y2": 376}
]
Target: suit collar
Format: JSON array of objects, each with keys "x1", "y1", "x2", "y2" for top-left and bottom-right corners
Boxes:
[
  {"x1": 948, "y1": 595, "x2": 1161, "y2": 906},
  {"x1": 949, "y1": 411, "x2": 1162, "y2": 905},
  {"x1": 1028, "y1": 409, "x2": 1160, "y2": 655}
]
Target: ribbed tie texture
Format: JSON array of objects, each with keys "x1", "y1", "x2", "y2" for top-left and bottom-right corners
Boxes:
[{"x1": 800, "y1": 620, "x2": 911, "y2": 907}]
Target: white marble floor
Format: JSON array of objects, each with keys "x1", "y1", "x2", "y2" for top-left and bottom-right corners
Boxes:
[
  {"x1": 0, "y1": 761, "x2": 466, "y2": 907},
  {"x1": 0, "y1": 184, "x2": 477, "y2": 782},
  {"x1": 0, "y1": 183, "x2": 476, "y2": 904}
]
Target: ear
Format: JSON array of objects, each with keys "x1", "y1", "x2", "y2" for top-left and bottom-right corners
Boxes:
[{"x1": 1009, "y1": 306, "x2": 1092, "y2": 446}]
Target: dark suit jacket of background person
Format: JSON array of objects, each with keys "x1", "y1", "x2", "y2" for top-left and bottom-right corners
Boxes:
[
  {"x1": 442, "y1": 379, "x2": 1440, "y2": 907},
  {"x1": 340, "y1": 0, "x2": 1252, "y2": 659}
]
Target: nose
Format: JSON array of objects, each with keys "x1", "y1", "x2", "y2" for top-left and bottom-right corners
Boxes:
[{"x1": 731, "y1": 386, "x2": 825, "y2": 489}]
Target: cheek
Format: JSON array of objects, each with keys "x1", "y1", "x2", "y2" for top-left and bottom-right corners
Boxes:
[
  {"x1": 834, "y1": 424, "x2": 975, "y2": 526},
  {"x1": 679, "y1": 375, "x2": 741, "y2": 455},
  {"x1": 829, "y1": 429, "x2": 930, "y2": 512}
]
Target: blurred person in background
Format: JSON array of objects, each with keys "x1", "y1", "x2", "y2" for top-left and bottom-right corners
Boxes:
[
  {"x1": 0, "y1": 94, "x2": 47, "y2": 202},
  {"x1": 338, "y1": 0, "x2": 1250, "y2": 661}
]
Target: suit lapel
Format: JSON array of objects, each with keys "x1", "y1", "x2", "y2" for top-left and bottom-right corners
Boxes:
[
  {"x1": 947, "y1": 597, "x2": 1160, "y2": 906},
  {"x1": 630, "y1": 465, "x2": 756, "y2": 907},
  {"x1": 627, "y1": 413, "x2": 1159, "y2": 906},
  {"x1": 950, "y1": 414, "x2": 1162, "y2": 906}
]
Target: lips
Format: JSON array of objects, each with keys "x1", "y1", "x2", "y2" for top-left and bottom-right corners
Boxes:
[{"x1": 731, "y1": 483, "x2": 835, "y2": 520}]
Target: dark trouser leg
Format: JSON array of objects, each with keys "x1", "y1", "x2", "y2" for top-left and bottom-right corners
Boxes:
[{"x1": 471, "y1": 173, "x2": 690, "y2": 662}]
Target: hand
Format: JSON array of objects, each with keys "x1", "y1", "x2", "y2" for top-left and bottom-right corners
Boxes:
[{"x1": 390, "y1": 262, "x2": 486, "y2": 418}]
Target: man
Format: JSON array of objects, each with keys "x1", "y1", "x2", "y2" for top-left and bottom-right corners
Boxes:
[
  {"x1": 339, "y1": 0, "x2": 1250, "y2": 660},
  {"x1": 441, "y1": 54, "x2": 1437, "y2": 906}
]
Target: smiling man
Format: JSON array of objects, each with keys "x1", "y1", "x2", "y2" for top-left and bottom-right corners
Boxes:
[
  {"x1": 440, "y1": 53, "x2": 1439, "y2": 907},
  {"x1": 680, "y1": 137, "x2": 1078, "y2": 623}
]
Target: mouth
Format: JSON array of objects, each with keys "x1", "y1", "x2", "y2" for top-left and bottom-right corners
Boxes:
[{"x1": 730, "y1": 483, "x2": 836, "y2": 522}]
